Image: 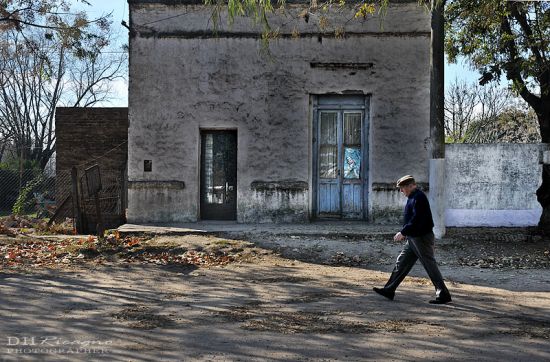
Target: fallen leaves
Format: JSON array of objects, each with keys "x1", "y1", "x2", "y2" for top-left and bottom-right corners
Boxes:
[
  {"x1": 330, "y1": 252, "x2": 364, "y2": 266},
  {"x1": 0, "y1": 233, "x2": 256, "y2": 270},
  {"x1": 2, "y1": 238, "x2": 76, "y2": 267},
  {"x1": 125, "y1": 237, "x2": 140, "y2": 248},
  {"x1": 457, "y1": 254, "x2": 550, "y2": 269},
  {"x1": 5, "y1": 250, "x2": 18, "y2": 259},
  {"x1": 119, "y1": 248, "x2": 238, "y2": 267}
]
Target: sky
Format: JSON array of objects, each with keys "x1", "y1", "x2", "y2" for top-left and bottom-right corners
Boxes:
[
  {"x1": 74, "y1": 0, "x2": 129, "y2": 107},
  {"x1": 83, "y1": 0, "x2": 481, "y2": 107}
]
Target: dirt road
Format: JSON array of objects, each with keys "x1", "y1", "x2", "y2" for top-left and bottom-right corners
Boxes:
[{"x1": 1, "y1": 231, "x2": 549, "y2": 361}]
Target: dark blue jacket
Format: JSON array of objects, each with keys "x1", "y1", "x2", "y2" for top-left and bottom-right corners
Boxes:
[{"x1": 401, "y1": 188, "x2": 434, "y2": 237}]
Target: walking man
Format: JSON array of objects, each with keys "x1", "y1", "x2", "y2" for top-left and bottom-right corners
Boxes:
[{"x1": 373, "y1": 175, "x2": 452, "y2": 304}]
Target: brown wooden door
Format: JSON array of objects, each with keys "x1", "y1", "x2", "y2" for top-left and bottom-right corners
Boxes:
[{"x1": 200, "y1": 131, "x2": 237, "y2": 220}]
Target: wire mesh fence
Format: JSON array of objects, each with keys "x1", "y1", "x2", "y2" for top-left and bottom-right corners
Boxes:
[
  {"x1": 1, "y1": 134, "x2": 128, "y2": 234},
  {"x1": 0, "y1": 163, "x2": 126, "y2": 233},
  {"x1": 0, "y1": 168, "x2": 60, "y2": 217}
]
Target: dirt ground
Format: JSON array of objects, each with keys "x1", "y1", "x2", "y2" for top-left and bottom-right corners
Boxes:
[{"x1": 1, "y1": 228, "x2": 549, "y2": 361}]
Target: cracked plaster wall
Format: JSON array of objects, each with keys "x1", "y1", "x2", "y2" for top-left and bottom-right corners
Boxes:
[
  {"x1": 445, "y1": 144, "x2": 545, "y2": 227},
  {"x1": 127, "y1": 2, "x2": 431, "y2": 223}
]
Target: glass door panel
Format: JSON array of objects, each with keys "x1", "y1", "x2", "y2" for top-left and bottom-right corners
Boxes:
[
  {"x1": 319, "y1": 112, "x2": 338, "y2": 179},
  {"x1": 318, "y1": 111, "x2": 340, "y2": 214},
  {"x1": 343, "y1": 112, "x2": 362, "y2": 180},
  {"x1": 317, "y1": 109, "x2": 364, "y2": 218},
  {"x1": 200, "y1": 131, "x2": 237, "y2": 220}
]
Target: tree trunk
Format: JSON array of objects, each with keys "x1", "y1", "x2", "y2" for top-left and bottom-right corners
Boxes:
[
  {"x1": 536, "y1": 102, "x2": 550, "y2": 233},
  {"x1": 429, "y1": 0, "x2": 446, "y2": 239},
  {"x1": 430, "y1": 0, "x2": 445, "y2": 159},
  {"x1": 0, "y1": 141, "x2": 6, "y2": 162},
  {"x1": 39, "y1": 148, "x2": 55, "y2": 170}
]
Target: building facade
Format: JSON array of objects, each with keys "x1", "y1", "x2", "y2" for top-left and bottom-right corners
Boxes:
[{"x1": 127, "y1": 0, "x2": 431, "y2": 223}]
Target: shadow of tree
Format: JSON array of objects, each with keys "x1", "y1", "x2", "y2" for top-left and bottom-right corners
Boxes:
[{"x1": 1, "y1": 257, "x2": 549, "y2": 361}]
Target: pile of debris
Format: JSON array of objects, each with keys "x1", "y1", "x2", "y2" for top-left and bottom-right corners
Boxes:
[{"x1": 0, "y1": 215, "x2": 74, "y2": 236}]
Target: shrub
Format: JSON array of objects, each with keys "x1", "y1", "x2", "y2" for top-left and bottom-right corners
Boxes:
[{"x1": 12, "y1": 173, "x2": 46, "y2": 215}]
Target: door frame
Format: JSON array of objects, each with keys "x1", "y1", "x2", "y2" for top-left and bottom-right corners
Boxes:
[
  {"x1": 311, "y1": 95, "x2": 371, "y2": 220},
  {"x1": 198, "y1": 128, "x2": 238, "y2": 221}
]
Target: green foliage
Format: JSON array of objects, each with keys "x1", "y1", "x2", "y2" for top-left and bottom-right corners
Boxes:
[
  {"x1": 445, "y1": 78, "x2": 541, "y2": 144},
  {"x1": 0, "y1": 158, "x2": 40, "y2": 172},
  {"x1": 355, "y1": 3, "x2": 377, "y2": 19},
  {"x1": 0, "y1": 1, "x2": 99, "y2": 34},
  {"x1": 203, "y1": 0, "x2": 389, "y2": 38},
  {"x1": 445, "y1": 1, "x2": 549, "y2": 98},
  {"x1": 12, "y1": 172, "x2": 45, "y2": 215},
  {"x1": 205, "y1": 0, "x2": 280, "y2": 31},
  {"x1": 445, "y1": 135, "x2": 462, "y2": 143}
]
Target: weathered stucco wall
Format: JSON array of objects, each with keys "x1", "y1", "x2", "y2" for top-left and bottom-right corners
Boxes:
[
  {"x1": 445, "y1": 144, "x2": 545, "y2": 227},
  {"x1": 127, "y1": 1, "x2": 431, "y2": 223}
]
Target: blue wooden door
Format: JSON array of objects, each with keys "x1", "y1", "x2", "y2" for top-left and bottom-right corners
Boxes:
[{"x1": 317, "y1": 107, "x2": 365, "y2": 218}]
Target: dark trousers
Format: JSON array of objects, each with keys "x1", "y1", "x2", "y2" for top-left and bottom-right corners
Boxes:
[{"x1": 385, "y1": 232, "x2": 449, "y2": 297}]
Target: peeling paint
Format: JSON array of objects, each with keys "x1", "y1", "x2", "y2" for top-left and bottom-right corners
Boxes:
[{"x1": 239, "y1": 189, "x2": 309, "y2": 223}]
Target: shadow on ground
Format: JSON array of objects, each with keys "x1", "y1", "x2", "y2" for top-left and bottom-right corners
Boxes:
[{"x1": 1, "y1": 253, "x2": 549, "y2": 361}]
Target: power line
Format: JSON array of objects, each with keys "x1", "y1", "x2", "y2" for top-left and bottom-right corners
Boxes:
[
  {"x1": 135, "y1": 7, "x2": 204, "y2": 27},
  {"x1": 77, "y1": 140, "x2": 128, "y2": 168}
]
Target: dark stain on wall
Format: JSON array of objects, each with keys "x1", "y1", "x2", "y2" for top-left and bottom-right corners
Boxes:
[{"x1": 250, "y1": 180, "x2": 309, "y2": 193}]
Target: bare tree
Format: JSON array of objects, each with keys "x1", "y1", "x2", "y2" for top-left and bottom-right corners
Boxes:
[
  {"x1": 444, "y1": 79, "x2": 478, "y2": 142},
  {"x1": 477, "y1": 82, "x2": 513, "y2": 120},
  {"x1": 444, "y1": 78, "x2": 530, "y2": 143},
  {"x1": 0, "y1": 137, "x2": 8, "y2": 162},
  {"x1": 463, "y1": 82, "x2": 514, "y2": 143},
  {"x1": 466, "y1": 102, "x2": 540, "y2": 144},
  {"x1": 0, "y1": 18, "x2": 126, "y2": 169}
]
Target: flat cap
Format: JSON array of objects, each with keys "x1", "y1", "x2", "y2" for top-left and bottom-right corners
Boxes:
[{"x1": 396, "y1": 175, "x2": 415, "y2": 187}]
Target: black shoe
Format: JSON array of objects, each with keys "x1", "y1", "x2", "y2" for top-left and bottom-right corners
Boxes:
[
  {"x1": 373, "y1": 287, "x2": 395, "y2": 301},
  {"x1": 429, "y1": 293, "x2": 452, "y2": 304}
]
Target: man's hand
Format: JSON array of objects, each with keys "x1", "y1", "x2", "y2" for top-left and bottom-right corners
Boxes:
[{"x1": 394, "y1": 232, "x2": 405, "y2": 242}]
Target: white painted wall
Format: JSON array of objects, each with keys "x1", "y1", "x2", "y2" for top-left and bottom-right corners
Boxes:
[{"x1": 445, "y1": 144, "x2": 547, "y2": 227}]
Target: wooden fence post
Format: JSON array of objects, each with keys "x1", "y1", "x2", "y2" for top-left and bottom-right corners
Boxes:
[
  {"x1": 71, "y1": 167, "x2": 83, "y2": 233},
  {"x1": 94, "y1": 192, "x2": 104, "y2": 238},
  {"x1": 85, "y1": 165, "x2": 103, "y2": 238}
]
